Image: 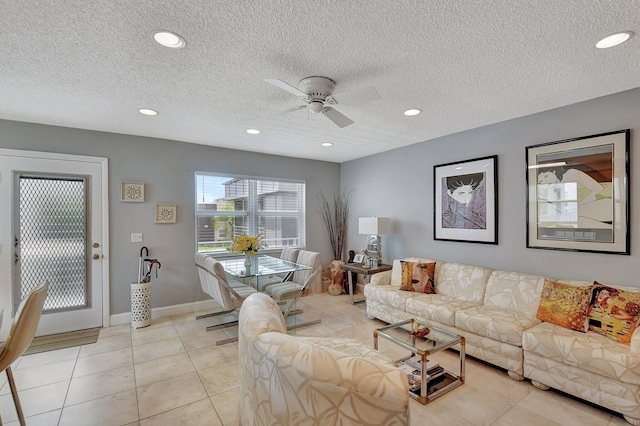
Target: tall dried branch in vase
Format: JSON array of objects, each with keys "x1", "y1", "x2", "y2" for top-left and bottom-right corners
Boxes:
[{"x1": 318, "y1": 190, "x2": 352, "y2": 261}]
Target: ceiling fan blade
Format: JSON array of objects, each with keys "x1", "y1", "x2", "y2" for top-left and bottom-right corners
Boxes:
[
  {"x1": 323, "y1": 107, "x2": 354, "y2": 128},
  {"x1": 270, "y1": 105, "x2": 307, "y2": 118},
  {"x1": 330, "y1": 86, "x2": 380, "y2": 105},
  {"x1": 264, "y1": 79, "x2": 307, "y2": 98}
]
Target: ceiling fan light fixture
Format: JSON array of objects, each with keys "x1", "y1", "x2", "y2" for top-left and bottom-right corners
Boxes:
[
  {"x1": 308, "y1": 101, "x2": 324, "y2": 114},
  {"x1": 138, "y1": 108, "x2": 158, "y2": 116},
  {"x1": 153, "y1": 31, "x2": 186, "y2": 49},
  {"x1": 264, "y1": 76, "x2": 375, "y2": 128},
  {"x1": 404, "y1": 108, "x2": 421, "y2": 116},
  {"x1": 246, "y1": 129, "x2": 261, "y2": 135},
  {"x1": 596, "y1": 31, "x2": 633, "y2": 48}
]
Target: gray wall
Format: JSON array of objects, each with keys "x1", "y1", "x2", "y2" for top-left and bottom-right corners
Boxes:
[
  {"x1": 0, "y1": 120, "x2": 340, "y2": 314},
  {"x1": 3, "y1": 86, "x2": 638, "y2": 316},
  {"x1": 341, "y1": 88, "x2": 639, "y2": 286}
]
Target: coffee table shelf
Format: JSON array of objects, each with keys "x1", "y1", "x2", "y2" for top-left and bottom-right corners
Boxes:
[{"x1": 374, "y1": 318, "x2": 465, "y2": 404}]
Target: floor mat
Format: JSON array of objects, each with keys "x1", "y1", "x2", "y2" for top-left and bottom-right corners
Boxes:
[{"x1": 24, "y1": 328, "x2": 100, "y2": 355}]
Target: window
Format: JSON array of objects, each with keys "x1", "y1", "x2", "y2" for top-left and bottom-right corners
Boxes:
[{"x1": 196, "y1": 173, "x2": 305, "y2": 252}]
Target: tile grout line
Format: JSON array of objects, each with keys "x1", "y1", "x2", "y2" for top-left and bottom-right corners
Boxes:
[
  {"x1": 177, "y1": 312, "x2": 226, "y2": 425},
  {"x1": 57, "y1": 346, "x2": 82, "y2": 425}
]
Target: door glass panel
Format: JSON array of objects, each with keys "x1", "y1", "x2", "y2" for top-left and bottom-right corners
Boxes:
[{"x1": 16, "y1": 174, "x2": 89, "y2": 313}]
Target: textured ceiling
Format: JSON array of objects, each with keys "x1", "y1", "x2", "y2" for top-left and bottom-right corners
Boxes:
[{"x1": 1, "y1": 1, "x2": 638, "y2": 163}]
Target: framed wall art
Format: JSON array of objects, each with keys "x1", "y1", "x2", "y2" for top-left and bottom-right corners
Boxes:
[
  {"x1": 121, "y1": 181, "x2": 145, "y2": 202},
  {"x1": 526, "y1": 129, "x2": 629, "y2": 254},
  {"x1": 434, "y1": 155, "x2": 498, "y2": 244},
  {"x1": 155, "y1": 204, "x2": 177, "y2": 224}
]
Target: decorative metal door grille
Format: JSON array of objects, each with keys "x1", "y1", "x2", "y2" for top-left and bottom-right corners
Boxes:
[{"x1": 14, "y1": 174, "x2": 89, "y2": 313}]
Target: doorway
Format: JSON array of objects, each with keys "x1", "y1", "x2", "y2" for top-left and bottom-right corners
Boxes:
[{"x1": 0, "y1": 149, "x2": 109, "y2": 337}]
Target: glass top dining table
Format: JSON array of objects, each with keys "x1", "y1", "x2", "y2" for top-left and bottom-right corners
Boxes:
[
  {"x1": 215, "y1": 255, "x2": 320, "y2": 335},
  {"x1": 218, "y1": 255, "x2": 310, "y2": 291}
]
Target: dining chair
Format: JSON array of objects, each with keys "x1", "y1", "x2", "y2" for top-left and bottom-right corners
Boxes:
[
  {"x1": 280, "y1": 246, "x2": 300, "y2": 263},
  {"x1": 265, "y1": 250, "x2": 321, "y2": 301},
  {"x1": 0, "y1": 281, "x2": 49, "y2": 426},
  {"x1": 280, "y1": 267, "x2": 321, "y2": 319},
  {"x1": 255, "y1": 247, "x2": 300, "y2": 292},
  {"x1": 194, "y1": 253, "x2": 256, "y2": 332}
]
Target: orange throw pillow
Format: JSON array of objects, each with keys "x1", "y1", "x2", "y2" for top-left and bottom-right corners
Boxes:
[
  {"x1": 588, "y1": 283, "x2": 640, "y2": 345},
  {"x1": 399, "y1": 261, "x2": 436, "y2": 294},
  {"x1": 536, "y1": 279, "x2": 592, "y2": 332}
]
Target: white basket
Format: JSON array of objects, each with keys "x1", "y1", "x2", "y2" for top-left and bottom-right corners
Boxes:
[{"x1": 131, "y1": 282, "x2": 151, "y2": 328}]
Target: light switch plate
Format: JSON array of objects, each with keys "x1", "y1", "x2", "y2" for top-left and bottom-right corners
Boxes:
[{"x1": 131, "y1": 233, "x2": 143, "y2": 243}]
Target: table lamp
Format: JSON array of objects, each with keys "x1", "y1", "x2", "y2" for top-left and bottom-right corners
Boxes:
[{"x1": 359, "y1": 217, "x2": 390, "y2": 268}]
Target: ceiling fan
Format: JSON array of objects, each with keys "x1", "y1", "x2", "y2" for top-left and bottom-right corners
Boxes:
[{"x1": 264, "y1": 76, "x2": 380, "y2": 128}]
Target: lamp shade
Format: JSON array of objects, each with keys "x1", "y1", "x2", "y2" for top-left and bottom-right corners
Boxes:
[{"x1": 359, "y1": 217, "x2": 391, "y2": 235}]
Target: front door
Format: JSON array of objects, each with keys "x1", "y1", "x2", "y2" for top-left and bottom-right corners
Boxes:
[{"x1": 0, "y1": 149, "x2": 109, "y2": 337}]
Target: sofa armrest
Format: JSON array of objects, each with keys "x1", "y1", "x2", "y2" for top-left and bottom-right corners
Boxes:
[
  {"x1": 240, "y1": 332, "x2": 409, "y2": 425},
  {"x1": 631, "y1": 326, "x2": 640, "y2": 354},
  {"x1": 295, "y1": 336, "x2": 395, "y2": 365},
  {"x1": 370, "y1": 269, "x2": 392, "y2": 285}
]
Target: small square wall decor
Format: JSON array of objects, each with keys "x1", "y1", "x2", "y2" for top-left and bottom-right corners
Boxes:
[
  {"x1": 121, "y1": 181, "x2": 145, "y2": 202},
  {"x1": 155, "y1": 204, "x2": 177, "y2": 224}
]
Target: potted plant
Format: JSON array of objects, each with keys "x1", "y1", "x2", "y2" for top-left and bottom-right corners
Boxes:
[{"x1": 318, "y1": 190, "x2": 352, "y2": 295}]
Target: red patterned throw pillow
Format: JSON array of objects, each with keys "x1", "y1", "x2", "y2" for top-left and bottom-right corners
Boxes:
[
  {"x1": 399, "y1": 261, "x2": 436, "y2": 294},
  {"x1": 588, "y1": 283, "x2": 640, "y2": 345},
  {"x1": 536, "y1": 279, "x2": 592, "y2": 332}
]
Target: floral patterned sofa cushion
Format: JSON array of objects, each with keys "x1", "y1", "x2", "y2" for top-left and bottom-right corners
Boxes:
[
  {"x1": 365, "y1": 284, "x2": 424, "y2": 311},
  {"x1": 434, "y1": 262, "x2": 493, "y2": 303},
  {"x1": 483, "y1": 270, "x2": 548, "y2": 317},
  {"x1": 523, "y1": 321, "x2": 640, "y2": 386},
  {"x1": 456, "y1": 306, "x2": 541, "y2": 346},
  {"x1": 453, "y1": 271, "x2": 548, "y2": 345},
  {"x1": 406, "y1": 295, "x2": 479, "y2": 327}
]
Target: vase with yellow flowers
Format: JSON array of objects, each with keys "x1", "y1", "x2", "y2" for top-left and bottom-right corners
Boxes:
[{"x1": 227, "y1": 234, "x2": 265, "y2": 267}]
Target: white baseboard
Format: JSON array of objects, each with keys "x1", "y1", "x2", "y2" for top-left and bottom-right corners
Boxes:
[{"x1": 109, "y1": 299, "x2": 222, "y2": 327}]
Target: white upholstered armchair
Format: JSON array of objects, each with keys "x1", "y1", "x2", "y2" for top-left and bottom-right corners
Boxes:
[{"x1": 238, "y1": 292, "x2": 410, "y2": 425}]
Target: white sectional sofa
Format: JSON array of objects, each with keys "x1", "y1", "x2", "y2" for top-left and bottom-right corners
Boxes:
[
  {"x1": 364, "y1": 257, "x2": 640, "y2": 425},
  {"x1": 238, "y1": 292, "x2": 410, "y2": 426}
]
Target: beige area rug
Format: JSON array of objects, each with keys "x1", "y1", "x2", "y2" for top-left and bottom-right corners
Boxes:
[{"x1": 24, "y1": 328, "x2": 100, "y2": 355}]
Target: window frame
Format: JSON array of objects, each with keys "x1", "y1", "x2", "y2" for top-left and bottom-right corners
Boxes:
[{"x1": 195, "y1": 172, "x2": 306, "y2": 254}]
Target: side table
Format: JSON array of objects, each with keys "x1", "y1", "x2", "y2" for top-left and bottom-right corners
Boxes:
[
  {"x1": 374, "y1": 319, "x2": 465, "y2": 404},
  {"x1": 340, "y1": 263, "x2": 392, "y2": 304}
]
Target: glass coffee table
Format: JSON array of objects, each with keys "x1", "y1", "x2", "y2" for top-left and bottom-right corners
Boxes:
[{"x1": 374, "y1": 319, "x2": 465, "y2": 404}]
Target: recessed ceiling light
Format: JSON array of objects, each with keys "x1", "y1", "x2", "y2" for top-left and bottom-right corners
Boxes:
[
  {"x1": 596, "y1": 31, "x2": 634, "y2": 49},
  {"x1": 153, "y1": 31, "x2": 186, "y2": 49},
  {"x1": 321, "y1": 142, "x2": 333, "y2": 147},
  {"x1": 138, "y1": 108, "x2": 158, "y2": 116},
  {"x1": 404, "y1": 109, "x2": 421, "y2": 116},
  {"x1": 246, "y1": 129, "x2": 261, "y2": 135}
]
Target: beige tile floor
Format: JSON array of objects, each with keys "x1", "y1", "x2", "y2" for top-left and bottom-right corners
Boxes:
[{"x1": 0, "y1": 292, "x2": 631, "y2": 426}]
